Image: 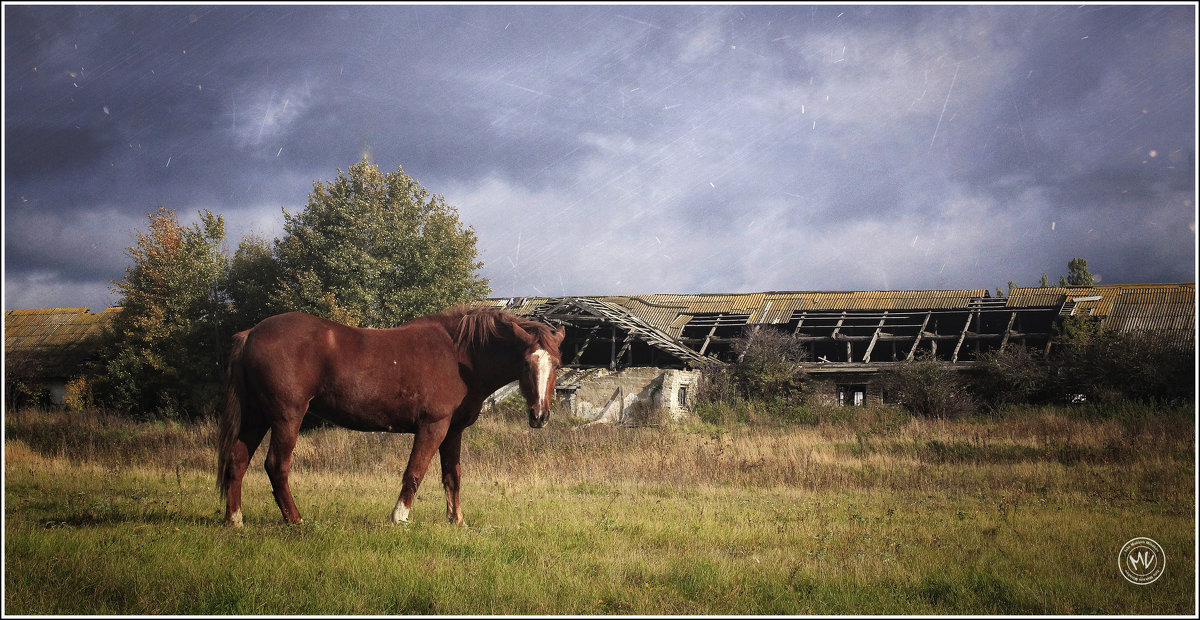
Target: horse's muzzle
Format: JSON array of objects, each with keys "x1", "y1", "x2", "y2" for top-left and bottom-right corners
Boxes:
[{"x1": 528, "y1": 408, "x2": 549, "y2": 429}]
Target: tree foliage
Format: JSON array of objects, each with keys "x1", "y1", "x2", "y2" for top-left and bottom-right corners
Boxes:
[
  {"x1": 271, "y1": 157, "x2": 491, "y2": 328},
  {"x1": 731, "y1": 327, "x2": 810, "y2": 402},
  {"x1": 1059, "y1": 257, "x2": 1095, "y2": 287},
  {"x1": 1050, "y1": 315, "x2": 1192, "y2": 405},
  {"x1": 91, "y1": 208, "x2": 229, "y2": 418},
  {"x1": 86, "y1": 159, "x2": 493, "y2": 418},
  {"x1": 225, "y1": 233, "x2": 283, "y2": 334},
  {"x1": 694, "y1": 327, "x2": 809, "y2": 406},
  {"x1": 971, "y1": 346, "x2": 1052, "y2": 411},
  {"x1": 883, "y1": 354, "x2": 977, "y2": 419}
]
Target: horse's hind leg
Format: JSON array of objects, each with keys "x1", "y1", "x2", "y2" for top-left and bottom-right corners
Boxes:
[
  {"x1": 224, "y1": 418, "x2": 269, "y2": 527},
  {"x1": 264, "y1": 415, "x2": 305, "y2": 524},
  {"x1": 439, "y1": 429, "x2": 465, "y2": 526}
]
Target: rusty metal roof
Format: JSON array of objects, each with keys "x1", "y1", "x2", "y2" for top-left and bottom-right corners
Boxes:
[
  {"x1": 501, "y1": 289, "x2": 995, "y2": 336},
  {"x1": 5, "y1": 307, "x2": 121, "y2": 378},
  {"x1": 1008, "y1": 283, "x2": 1195, "y2": 336},
  {"x1": 498, "y1": 284, "x2": 1194, "y2": 342}
]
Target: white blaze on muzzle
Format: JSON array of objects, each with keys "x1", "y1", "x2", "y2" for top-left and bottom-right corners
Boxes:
[{"x1": 531, "y1": 349, "x2": 551, "y2": 412}]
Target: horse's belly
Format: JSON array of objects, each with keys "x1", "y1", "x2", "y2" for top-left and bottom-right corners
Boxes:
[
  {"x1": 308, "y1": 407, "x2": 418, "y2": 433},
  {"x1": 307, "y1": 391, "x2": 434, "y2": 433}
]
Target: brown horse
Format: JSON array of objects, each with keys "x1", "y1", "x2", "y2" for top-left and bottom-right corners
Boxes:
[{"x1": 216, "y1": 306, "x2": 565, "y2": 527}]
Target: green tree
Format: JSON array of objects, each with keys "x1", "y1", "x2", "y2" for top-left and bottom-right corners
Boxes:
[
  {"x1": 1049, "y1": 314, "x2": 1191, "y2": 405},
  {"x1": 1058, "y1": 257, "x2": 1095, "y2": 287},
  {"x1": 273, "y1": 157, "x2": 491, "y2": 327},
  {"x1": 225, "y1": 233, "x2": 284, "y2": 333},
  {"x1": 92, "y1": 208, "x2": 229, "y2": 418}
]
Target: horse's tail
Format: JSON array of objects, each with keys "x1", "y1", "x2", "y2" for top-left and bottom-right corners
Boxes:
[{"x1": 216, "y1": 330, "x2": 250, "y2": 499}]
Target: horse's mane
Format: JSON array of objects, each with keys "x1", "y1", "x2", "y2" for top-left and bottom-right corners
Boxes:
[{"x1": 444, "y1": 304, "x2": 557, "y2": 351}]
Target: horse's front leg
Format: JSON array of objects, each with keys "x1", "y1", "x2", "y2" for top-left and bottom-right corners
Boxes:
[
  {"x1": 392, "y1": 420, "x2": 450, "y2": 524},
  {"x1": 439, "y1": 429, "x2": 465, "y2": 526}
]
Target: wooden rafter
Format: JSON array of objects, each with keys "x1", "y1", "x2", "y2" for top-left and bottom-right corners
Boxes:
[
  {"x1": 906, "y1": 311, "x2": 933, "y2": 360},
  {"x1": 951, "y1": 310, "x2": 976, "y2": 363},
  {"x1": 998, "y1": 311, "x2": 1018, "y2": 352},
  {"x1": 862, "y1": 311, "x2": 889, "y2": 363},
  {"x1": 571, "y1": 325, "x2": 601, "y2": 366}
]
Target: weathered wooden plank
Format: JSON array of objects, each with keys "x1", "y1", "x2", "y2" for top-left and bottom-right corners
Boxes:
[
  {"x1": 998, "y1": 311, "x2": 1018, "y2": 351},
  {"x1": 862, "y1": 311, "x2": 888, "y2": 363},
  {"x1": 906, "y1": 311, "x2": 933, "y2": 360}
]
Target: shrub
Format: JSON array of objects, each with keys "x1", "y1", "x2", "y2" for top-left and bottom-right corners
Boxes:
[
  {"x1": 729, "y1": 327, "x2": 810, "y2": 404},
  {"x1": 883, "y1": 354, "x2": 976, "y2": 419},
  {"x1": 971, "y1": 346, "x2": 1052, "y2": 411},
  {"x1": 692, "y1": 327, "x2": 812, "y2": 425},
  {"x1": 62, "y1": 376, "x2": 95, "y2": 412},
  {"x1": 1051, "y1": 315, "x2": 1193, "y2": 405},
  {"x1": 4, "y1": 352, "x2": 50, "y2": 410},
  {"x1": 693, "y1": 360, "x2": 737, "y2": 406}
]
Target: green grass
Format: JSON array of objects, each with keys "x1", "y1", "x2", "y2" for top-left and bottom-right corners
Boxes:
[{"x1": 4, "y1": 404, "x2": 1195, "y2": 615}]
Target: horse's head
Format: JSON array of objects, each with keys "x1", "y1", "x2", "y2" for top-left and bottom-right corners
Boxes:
[{"x1": 511, "y1": 321, "x2": 566, "y2": 428}]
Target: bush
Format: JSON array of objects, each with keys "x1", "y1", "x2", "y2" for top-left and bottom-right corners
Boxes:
[
  {"x1": 4, "y1": 352, "x2": 50, "y2": 410},
  {"x1": 692, "y1": 360, "x2": 737, "y2": 406},
  {"x1": 62, "y1": 376, "x2": 95, "y2": 412},
  {"x1": 883, "y1": 354, "x2": 976, "y2": 419},
  {"x1": 730, "y1": 327, "x2": 810, "y2": 403},
  {"x1": 692, "y1": 327, "x2": 813, "y2": 425},
  {"x1": 691, "y1": 396, "x2": 818, "y2": 427},
  {"x1": 971, "y1": 346, "x2": 1052, "y2": 411},
  {"x1": 1051, "y1": 316, "x2": 1193, "y2": 405}
]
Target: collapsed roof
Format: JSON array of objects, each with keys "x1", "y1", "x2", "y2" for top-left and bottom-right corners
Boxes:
[
  {"x1": 4, "y1": 284, "x2": 1192, "y2": 379},
  {"x1": 488, "y1": 283, "x2": 1196, "y2": 370}
]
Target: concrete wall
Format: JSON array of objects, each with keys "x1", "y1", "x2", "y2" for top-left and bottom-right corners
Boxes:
[{"x1": 556, "y1": 367, "x2": 701, "y2": 424}]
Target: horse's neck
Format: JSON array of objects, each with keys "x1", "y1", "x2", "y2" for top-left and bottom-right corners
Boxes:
[{"x1": 468, "y1": 339, "x2": 525, "y2": 394}]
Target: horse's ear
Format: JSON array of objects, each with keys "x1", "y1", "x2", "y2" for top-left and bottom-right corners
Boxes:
[
  {"x1": 552, "y1": 325, "x2": 566, "y2": 344},
  {"x1": 510, "y1": 321, "x2": 538, "y2": 347}
]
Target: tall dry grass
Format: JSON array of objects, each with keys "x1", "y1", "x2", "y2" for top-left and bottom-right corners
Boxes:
[
  {"x1": 4, "y1": 403, "x2": 1194, "y2": 615},
  {"x1": 5, "y1": 402, "x2": 1191, "y2": 510}
]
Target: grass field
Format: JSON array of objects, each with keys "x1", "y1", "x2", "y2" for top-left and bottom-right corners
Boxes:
[{"x1": 3, "y1": 402, "x2": 1195, "y2": 615}]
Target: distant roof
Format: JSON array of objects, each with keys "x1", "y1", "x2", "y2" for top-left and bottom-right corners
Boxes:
[
  {"x1": 1008, "y1": 283, "x2": 1196, "y2": 338},
  {"x1": 5, "y1": 307, "x2": 122, "y2": 379},
  {"x1": 491, "y1": 283, "x2": 1196, "y2": 341},
  {"x1": 490, "y1": 289, "x2": 995, "y2": 337}
]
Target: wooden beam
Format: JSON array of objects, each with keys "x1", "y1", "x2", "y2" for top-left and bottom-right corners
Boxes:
[
  {"x1": 829, "y1": 312, "x2": 850, "y2": 362},
  {"x1": 736, "y1": 325, "x2": 760, "y2": 363},
  {"x1": 951, "y1": 311, "x2": 975, "y2": 363},
  {"x1": 998, "y1": 311, "x2": 1018, "y2": 352},
  {"x1": 862, "y1": 311, "x2": 888, "y2": 363},
  {"x1": 792, "y1": 311, "x2": 808, "y2": 335},
  {"x1": 829, "y1": 311, "x2": 846, "y2": 341},
  {"x1": 571, "y1": 325, "x2": 600, "y2": 366},
  {"x1": 614, "y1": 332, "x2": 636, "y2": 367},
  {"x1": 610, "y1": 326, "x2": 617, "y2": 369},
  {"x1": 698, "y1": 320, "x2": 720, "y2": 356},
  {"x1": 906, "y1": 311, "x2": 932, "y2": 360}
]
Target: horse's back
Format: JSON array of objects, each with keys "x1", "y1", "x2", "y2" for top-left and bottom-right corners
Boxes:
[{"x1": 237, "y1": 312, "x2": 467, "y2": 428}]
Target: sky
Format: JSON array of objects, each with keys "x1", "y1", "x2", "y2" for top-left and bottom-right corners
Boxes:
[{"x1": 3, "y1": 2, "x2": 1197, "y2": 314}]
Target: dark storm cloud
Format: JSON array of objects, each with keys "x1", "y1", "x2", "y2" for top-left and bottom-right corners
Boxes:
[{"x1": 3, "y1": 3, "x2": 1195, "y2": 313}]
